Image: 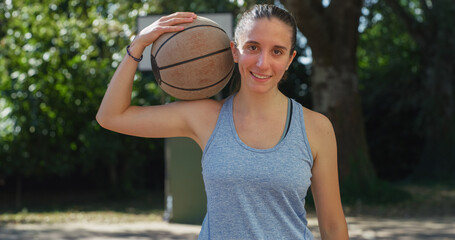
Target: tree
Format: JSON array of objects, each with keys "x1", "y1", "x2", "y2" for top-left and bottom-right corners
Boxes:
[
  {"x1": 357, "y1": 1, "x2": 423, "y2": 181},
  {"x1": 280, "y1": 0, "x2": 379, "y2": 198},
  {"x1": 0, "y1": 0, "x2": 170, "y2": 202},
  {"x1": 381, "y1": 0, "x2": 455, "y2": 181}
]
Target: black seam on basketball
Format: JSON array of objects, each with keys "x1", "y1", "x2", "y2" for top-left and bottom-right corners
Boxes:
[
  {"x1": 160, "y1": 63, "x2": 234, "y2": 91},
  {"x1": 158, "y1": 47, "x2": 230, "y2": 70},
  {"x1": 150, "y1": 54, "x2": 162, "y2": 85},
  {"x1": 152, "y1": 24, "x2": 228, "y2": 58}
]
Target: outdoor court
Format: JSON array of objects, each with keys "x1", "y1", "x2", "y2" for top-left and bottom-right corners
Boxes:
[{"x1": 1, "y1": 216, "x2": 454, "y2": 240}]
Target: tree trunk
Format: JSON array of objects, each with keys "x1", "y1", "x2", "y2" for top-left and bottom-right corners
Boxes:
[
  {"x1": 312, "y1": 65, "x2": 375, "y2": 182},
  {"x1": 281, "y1": 0, "x2": 377, "y2": 189}
]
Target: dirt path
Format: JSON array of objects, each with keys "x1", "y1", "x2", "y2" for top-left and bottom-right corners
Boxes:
[{"x1": 1, "y1": 216, "x2": 454, "y2": 240}]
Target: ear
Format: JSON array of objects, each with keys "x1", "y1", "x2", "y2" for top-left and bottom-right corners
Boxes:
[
  {"x1": 230, "y1": 41, "x2": 239, "y2": 63},
  {"x1": 286, "y1": 50, "x2": 297, "y2": 70}
]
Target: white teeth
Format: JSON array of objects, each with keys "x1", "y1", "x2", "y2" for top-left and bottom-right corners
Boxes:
[{"x1": 251, "y1": 72, "x2": 270, "y2": 79}]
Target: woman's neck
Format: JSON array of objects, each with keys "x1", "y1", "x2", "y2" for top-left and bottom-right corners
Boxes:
[{"x1": 233, "y1": 88, "x2": 287, "y2": 117}]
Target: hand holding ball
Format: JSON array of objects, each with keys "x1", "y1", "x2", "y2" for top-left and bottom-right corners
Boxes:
[{"x1": 150, "y1": 16, "x2": 234, "y2": 100}]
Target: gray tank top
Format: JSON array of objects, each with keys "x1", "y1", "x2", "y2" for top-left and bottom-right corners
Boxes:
[{"x1": 198, "y1": 95, "x2": 314, "y2": 240}]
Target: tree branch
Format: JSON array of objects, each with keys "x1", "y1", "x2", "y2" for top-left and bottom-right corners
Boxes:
[
  {"x1": 328, "y1": 0, "x2": 363, "y2": 17},
  {"x1": 419, "y1": 0, "x2": 432, "y2": 27},
  {"x1": 419, "y1": 0, "x2": 430, "y2": 13},
  {"x1": 280, "y1": 0, "x2": 330, "y2": 56},
  {"x1": 280, "y1": 0, "x2": 327, "y2": 33},
  {"x1": 383, "y1": 0, "x2": 426, "y2": 47},
  {"x1": 310, "y1": 0, "x2": 324, "y2": 13},
  {"x1": 327, "y1": 0, "x2": 364, "y2": 39}
]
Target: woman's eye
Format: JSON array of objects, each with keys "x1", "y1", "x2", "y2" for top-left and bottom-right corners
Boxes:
[
  {"x1": 247, "y1": 45, "x2": 257, "y2": 51},
  {"x1": 273, "y1": 49, "x2": 283, "y2": 55}
]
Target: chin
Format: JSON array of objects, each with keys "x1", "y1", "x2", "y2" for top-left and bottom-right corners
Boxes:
[{"x1": 243, "y1": 83, "x2": 277, "y2": 94}]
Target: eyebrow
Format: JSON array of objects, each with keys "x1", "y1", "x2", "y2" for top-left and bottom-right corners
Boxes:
[{"x1": 244, "y1": 40, "x2": 288, "y2": 51}]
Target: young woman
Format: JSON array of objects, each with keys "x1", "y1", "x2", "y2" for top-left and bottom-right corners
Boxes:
[{"x1": 97, "y1": 4, "x2": 348, "y2": 240}]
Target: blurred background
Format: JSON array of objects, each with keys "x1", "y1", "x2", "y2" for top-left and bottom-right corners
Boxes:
[{"x1": 1, "y1": 0, "x2": 454, "y2": 227}]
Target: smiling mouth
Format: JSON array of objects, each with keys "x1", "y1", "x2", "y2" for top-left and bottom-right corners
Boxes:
[{"x1": 251, "y1": 72, "x2": 272, "y2": 79}]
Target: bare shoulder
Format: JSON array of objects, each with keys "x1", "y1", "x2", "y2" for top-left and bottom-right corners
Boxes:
[
  {"x1": 175, "y1": 98, "x2": 223, "y2": 130},
  {"x1": 302, "y1": 106, "x2": 334, "y2": 135},
  {"x1": 179, "y1": 98, "x2": 223, "y2": 120},
  {"x1": 179, "y1": 98, "x2": 225, "y2": 148},
  {"x1": 301, "y1": 106, "x2": 336, "y2": 159}
]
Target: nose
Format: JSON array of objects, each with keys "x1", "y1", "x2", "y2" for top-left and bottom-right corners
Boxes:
[{"x1": 256, "y1": 51, "x2": 270, "y2": 69}]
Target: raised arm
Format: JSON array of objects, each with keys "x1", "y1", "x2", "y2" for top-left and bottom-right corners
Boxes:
[
  {"x1": 304, "y1": 108, "x2": 349, "y2": 240},
  {"x1": 96, "y1": 12, "x2": 208, "y2": 141}
]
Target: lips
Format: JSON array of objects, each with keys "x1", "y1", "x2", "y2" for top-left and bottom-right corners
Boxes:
[{"x1": 251, "y1": 72, "x2": 272, "y2": 80}]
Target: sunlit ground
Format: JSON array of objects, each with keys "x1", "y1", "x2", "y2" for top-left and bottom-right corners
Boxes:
[
  {"x1": 0, "y1": 209, "x2": 164, "y2": 224},
  {"x1": 1, "y1": 215, "x2": 454, "y2": 240}
]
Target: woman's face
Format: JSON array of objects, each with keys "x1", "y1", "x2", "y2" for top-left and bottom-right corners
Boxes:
[{"x1": 231, "y1": 17, "x2": 296, "y2": 94}]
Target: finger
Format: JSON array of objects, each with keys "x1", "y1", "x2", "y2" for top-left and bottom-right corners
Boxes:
[
  {"x1": 156, "y1": 25, "x2": 185, "y2": 34},
  {"x1": 160, "y1": 17, "x2": 195, "y2": 26},
  {"x1": 161, "y1": 12, "x2": 197, "y2": 21},
  {"x1": 135, "y1": 25, "x2": 184, "y2": 48}
]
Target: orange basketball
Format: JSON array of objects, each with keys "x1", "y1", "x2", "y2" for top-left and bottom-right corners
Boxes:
[{"x1": 150, "y1": 16, "x2": 234, "y2": 100}]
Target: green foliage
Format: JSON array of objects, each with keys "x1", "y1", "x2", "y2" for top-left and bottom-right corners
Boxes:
[
  {"x1": 340, "y1": 149, "x2": 411, "y2": 204},
  {"x1": 358, "y1": 1, "x2": 423, "y2": 181},
  {"x1": 341, "y1": 177, "x2": 412, "y2": 205},
  {"x1": 0, "y1": 0, "x2": 170, "y2": 193},
  {"x1": 359, "y1": 0, "x2": 455, "y2": 182}
]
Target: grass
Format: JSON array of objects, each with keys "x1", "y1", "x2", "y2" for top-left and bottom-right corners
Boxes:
[
  {"x1": 341, "y1": 183, "x2": 455, "y2": 218},
  {"x1": 0, "y1": 190, "x2": 165, "y2": 224},
  {"x1": 0, "y1": 209, "x2": 164, "y2": 224}
]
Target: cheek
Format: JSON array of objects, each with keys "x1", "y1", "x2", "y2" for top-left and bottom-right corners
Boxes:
[
  {"x1": 238, "y1": 54, "x2": 256, "y2": 67},
  {"x1": 274, "y1": 60, "x2": 291, "y2": 73}
]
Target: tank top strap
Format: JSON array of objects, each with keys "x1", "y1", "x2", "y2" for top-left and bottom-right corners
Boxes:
[
  {"x1": 290, "y1": 98, "x2": 314, "y2": 162},
  {"x1": 202, "y1": 95, "x2": 234, "y2": 154},
  {"x1": 280, "y1": 97, "x2": 292, "y2": 142}
]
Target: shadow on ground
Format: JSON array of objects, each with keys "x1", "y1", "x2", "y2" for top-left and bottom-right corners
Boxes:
[
  {"x1": 1, "y1": 217, "x2": 455, "y2": 240},
  {"x1": 0, "y1": 222, "x2": 200, "y2": 240},
  {"x1": 346, "y1": 217, "x2": 455, "y2": 240}
]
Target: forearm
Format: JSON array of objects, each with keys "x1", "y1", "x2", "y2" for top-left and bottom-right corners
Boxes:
[
  {"x1": 96, "y1": 42, "x2": 144, "y2": 124},
  {"x1": 96, "y1": 12, "x2": 195, "y2": 129},
  {"x1": 319, "y1": 220, "x2": 349, "y2": 240}
]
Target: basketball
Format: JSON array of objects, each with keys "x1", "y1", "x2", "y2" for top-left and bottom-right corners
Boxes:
[{"x1": 150, "y1": 16, "x2": 234, "y2": 100}]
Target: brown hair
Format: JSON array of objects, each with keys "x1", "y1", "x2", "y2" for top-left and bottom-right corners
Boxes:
[{"x1": 234, "y1": 4, "x2": 297, "y2": 54}]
